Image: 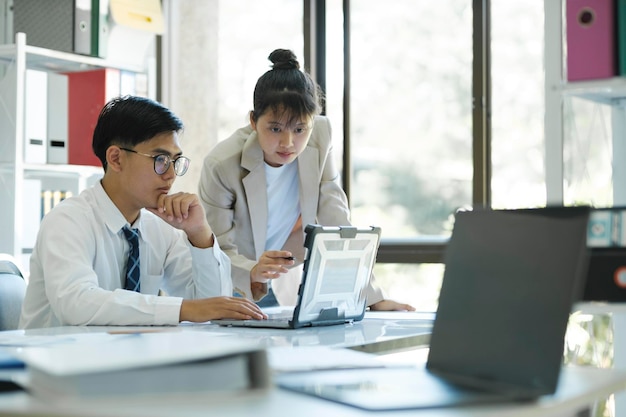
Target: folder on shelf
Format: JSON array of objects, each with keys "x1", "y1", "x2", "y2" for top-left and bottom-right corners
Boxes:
[
  {"x1": 118, "y1": 71, "x2": 149, "y2": 97},
  {"x1": 66, "y1": 68, "x2": 121, "y2": 167},
  {"x1": 617, "y1": 0, "x2": 626, "y2": 75},
  {"x1": 587, "y1": 209, "x2": 613, "y2": 247},
  {"x1": 22, "y1": 179, "x2": 42, "y2": 249},
  {"x1": 12, "y1": 0, "x2": 105, "y2": 57},
  {"x1": 135, "y1": 73, "x2": 149, "y2": 97},
  {"x1": 566, "y1": 0, "x2": 616, "y2": 81},
  {"x1": 24, "y1": 69, "x2": 47, "y2": 164},
  {"x1": 39, "y1": 189, "x2": 74, "y2": 217},
  {"x1": 74, "y1": 0, "x2": 93, "y2": 55},
  {"x1": 47, "y1": 73, "x2": 69, "y2": 165},
  {"x1": 51, "y1": 191, "x2": 63, "y2": 208},
  {"x1": 91, "y1": 0, "x2": 112, "y2": 58},
  {"x1": 120, "y1": 70, "x2": 137, "y2": 95},
  {"x1": 16, "y1": 331, "x2": 270, "y2": 400},
  {"x1": 41, "y1": 190, "x2": 53, "y2": 218},
  {"x1": 12, "y1": 0, "x2": 75, "y2": 53},
  {"x1": 584, "y1": 207, "x2": 626, "y2": 302}
]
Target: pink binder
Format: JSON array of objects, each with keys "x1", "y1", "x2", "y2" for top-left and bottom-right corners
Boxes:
[{"x1": 566, "y1": 0, "x2": 616, "y2": 81}]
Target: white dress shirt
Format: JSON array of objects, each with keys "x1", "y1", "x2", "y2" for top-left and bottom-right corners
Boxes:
[{"x1": 19, "y1": 182, "x2": 232, "y2": 329}]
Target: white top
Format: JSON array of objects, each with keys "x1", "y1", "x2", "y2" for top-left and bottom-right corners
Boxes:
[
  {"x1": 19, "y1": 182, "x2": 232, "y2": 329},
  {"x1": 264, "y1": 161, "x2": 300, "y2": 251}
]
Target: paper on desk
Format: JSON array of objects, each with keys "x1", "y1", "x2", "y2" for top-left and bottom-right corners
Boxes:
[
  {"x1": 0, "y1": 333, "x2": 113, "y2": 347},
  {"x1": 0, "y1": 328, "x2": 184, "y2": 348},
  {"x1": 268, "y1": 346, "x2": 406, "y2": 373}
]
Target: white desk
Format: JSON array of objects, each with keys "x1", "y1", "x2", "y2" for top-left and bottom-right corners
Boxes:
[
  {"x1": 0, "y1": 367, "x2": 625, "y2": 417},
  {"x1": 0, "y1": 312, "x2": 625, "y2": 417},
  {"x1": 0, "y1": 311, "x2": 434, "y2": 352},
  {"x1": 574, "y1": 302, "x2": 626, "y2": 417}
]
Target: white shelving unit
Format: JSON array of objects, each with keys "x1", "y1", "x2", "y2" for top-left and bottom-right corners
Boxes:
[
  {"x1": 544, "y1": 2, "x2": 626, "y2": 206},
  {"x1": 545, "y1": 3, "x2": 626, "y2": 416},
  {"x1": 0, "y1": 33, "x2": 148, "y2": 272}
]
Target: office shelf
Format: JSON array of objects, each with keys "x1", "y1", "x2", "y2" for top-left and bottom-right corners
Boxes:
[
  {"x1": 560, "y1": 77, "x2": 626, "y2": 105},
  {"x1": 0, "y1": 40, "x2": 144, "y2": 74},
  {"x1": 545, "y1": 2, "x2": 626, "y2": 205},
  {"x1": 0, "y1": 32, "x2": 148, "y2": 271}
]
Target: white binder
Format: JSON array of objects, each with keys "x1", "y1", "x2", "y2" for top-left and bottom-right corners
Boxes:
[
  {"x1": 46, "y1": 73, "x2": 69, "y2": 164},
  {"x1": 24, "y1": 69, "x2": 47, "y2": 164}
]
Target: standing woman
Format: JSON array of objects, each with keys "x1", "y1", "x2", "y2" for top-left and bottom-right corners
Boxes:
[{"x1": 199, "y1": 49, "x2": 414, "y2": 311}]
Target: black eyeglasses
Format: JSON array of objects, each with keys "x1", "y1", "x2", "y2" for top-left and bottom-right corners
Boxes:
[{"x1": 120, "y1": 147, "x2": 190, "y2": 176}]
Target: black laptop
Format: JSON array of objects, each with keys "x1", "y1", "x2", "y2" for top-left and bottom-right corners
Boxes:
[
  {"x1": 213, "y1": 224, "x2": 381, "y2": 329},
  {"x1": 278, "y1": 206, "x2": 591, "y2": 410}
]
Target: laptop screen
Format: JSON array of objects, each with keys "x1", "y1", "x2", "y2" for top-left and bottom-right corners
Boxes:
[
  {"x1": 293, "y1": 225, "x2": 381, "y2": 325},
  {"x1": 426, "y1": 207, "x2": 590, "y2": 397}
]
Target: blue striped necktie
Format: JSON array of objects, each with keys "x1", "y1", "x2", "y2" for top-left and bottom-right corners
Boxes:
[{"x1": 122, "y1": 226, "x2": 140, "y2": 292}]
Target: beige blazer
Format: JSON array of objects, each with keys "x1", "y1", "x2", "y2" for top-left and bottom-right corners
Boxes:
[{"x1": 199, "y1": 115, "x2": 384, "y2": 305}]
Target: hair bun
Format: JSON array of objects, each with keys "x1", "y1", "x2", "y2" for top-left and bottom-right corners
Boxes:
[{"x1": 269, "y1": 49, "x2": 300, "y2": 70}]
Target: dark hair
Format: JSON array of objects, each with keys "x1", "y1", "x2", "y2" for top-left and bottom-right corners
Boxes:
[
  {"x1": 251, "y1": 49, "x2": 323, "y2": 124},
  {"x1": 92, "y1": 95, "x2": 184, "y2": 169}
]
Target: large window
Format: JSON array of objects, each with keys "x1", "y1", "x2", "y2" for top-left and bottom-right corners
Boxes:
[
  {"x1": 491, "y1": 1, "x2": 613, "y2": 209},
  {"x1": 347, "y1": 1, "x2": 473, "y2": 238},
  {"x1": 216, "y1": 1, "x2": 303, "y2": 142},
  {"x1": 180, "y1": 1, "x2": 594, "y2": 312},
  {"x1": 214, "y1": 0, "x2": 475, "y2": 311},
  {"x1": 491, "y1": 1, "x2": 546, "y2": 209},
  {"x1": 324, "y1": 1, "x2": 474, "y2": 310}
]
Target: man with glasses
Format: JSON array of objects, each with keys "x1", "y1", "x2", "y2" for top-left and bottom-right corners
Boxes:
[{"x1": 20, "y1": 96, "x2": 266, "y2": 329}]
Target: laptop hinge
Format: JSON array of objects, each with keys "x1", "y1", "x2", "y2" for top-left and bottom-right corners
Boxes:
[
  {"x1": 310, "y1": 307, "x2": 347, "y2": 326},
  {"x1": 339, "y1": 226, "x2": 358, "y2": 238}
]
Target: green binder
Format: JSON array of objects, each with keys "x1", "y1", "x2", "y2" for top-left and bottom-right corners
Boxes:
[
  {"x1": 617, "y1": 0, "x2": 626, "y2": 75},
  {"x1": 90, "y1": 0, "x2": 111, "y2": 58}
]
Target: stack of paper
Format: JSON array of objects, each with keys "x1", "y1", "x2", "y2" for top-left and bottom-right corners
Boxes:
[{"x1": 14, "y1": 331, "x2": 269, "y2": 400}]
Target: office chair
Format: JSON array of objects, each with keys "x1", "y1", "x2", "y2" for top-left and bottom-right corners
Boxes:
[{"x1": 0, "y1": 254, "x2": 27, "y2": 331}]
